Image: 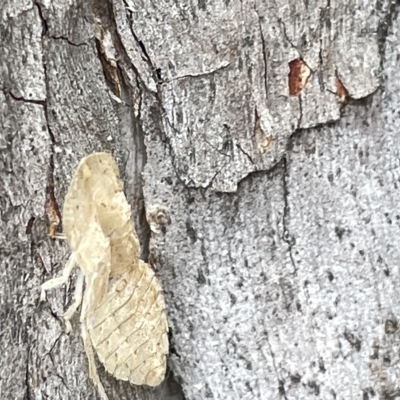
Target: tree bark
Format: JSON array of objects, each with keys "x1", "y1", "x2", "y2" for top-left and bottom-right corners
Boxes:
[{"x1": 1, "y1": 0, "x2": 399, "y2": 399}]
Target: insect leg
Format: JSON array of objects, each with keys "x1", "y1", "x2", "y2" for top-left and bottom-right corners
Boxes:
[
  {"x1": 81, "y1": 320, "x2": 108, "y2": 400},
  {"x1": 53, "y1": 232, "x2": 67, "y2": 240},
  {"x1": 40, "y1": 253, "x2": 76, "y2": 301},
  {"x1": 63, "y1": 269, "x2": 84, "y2": 333}
]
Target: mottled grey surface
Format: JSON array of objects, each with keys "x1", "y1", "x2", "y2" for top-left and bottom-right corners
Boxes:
[
  {"x1": 141, "y1": 3, "x2": 400, "y2": 400},
  {"x1": 1, "y1": 0, "x2": 400, "y2": 399},
  {"x1": 115, "y1": 0, "x2": 387, "y2": 191},
  {"x1": 0, "y1": 0, "x2": 179, "y2": 399}
]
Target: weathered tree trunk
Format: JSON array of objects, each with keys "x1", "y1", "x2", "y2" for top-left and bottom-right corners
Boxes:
[{"x1": 1, "y1": 0, "x2": 400, "y2": 399}]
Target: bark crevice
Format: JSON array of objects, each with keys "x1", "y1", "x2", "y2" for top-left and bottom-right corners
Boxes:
[
  {"x1": 0, "y1": 88, "x2": 45, "y2": 107},
  {"x1": 256, "y1": 12, "x2": 269, "y2": 101},
  {"x1": 282, "y1": 156, "x2": 297, "y2": 275},
  {"x1": 25, "y1": 345, "x2": 31, "y2": 400}
]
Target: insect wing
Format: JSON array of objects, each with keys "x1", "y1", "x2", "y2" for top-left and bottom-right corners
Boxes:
[{"x1": 87, "y1": 260, "x2": 169, "y2": 386}]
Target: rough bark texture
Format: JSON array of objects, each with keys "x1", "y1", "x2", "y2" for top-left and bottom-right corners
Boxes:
[{"x1": 1, "y1": 0, "x2": 400, "y2": 399}]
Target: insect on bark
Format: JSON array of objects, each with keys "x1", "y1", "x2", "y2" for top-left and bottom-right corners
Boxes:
[{"x1": 40, "y1": 152, "x2": 169, "y2": 399}]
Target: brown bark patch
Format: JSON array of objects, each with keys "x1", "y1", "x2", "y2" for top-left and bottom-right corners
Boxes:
[
  {"x1": 335, "y1": 71, "x2": 348, "y2": 101},
  {"x1": 288, "y1": 58, "x2": 311, "y2": 96}
]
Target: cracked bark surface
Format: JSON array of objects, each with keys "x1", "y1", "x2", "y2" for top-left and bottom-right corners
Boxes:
[
  {"x1": 1, "y1": 0, "x2": 400, "y2": 399},
  {"x1": 114, "y1": 0, "x2": 389, "y2": 192}
]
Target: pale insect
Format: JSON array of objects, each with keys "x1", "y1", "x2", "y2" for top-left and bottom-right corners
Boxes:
[{"x1": 41, "y1": 152, "x2": 169, "y2": 400}]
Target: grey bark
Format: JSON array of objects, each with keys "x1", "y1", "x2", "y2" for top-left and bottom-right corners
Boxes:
[{"x1": 1, "y1": 0, "x2": 399, "y2": 399}]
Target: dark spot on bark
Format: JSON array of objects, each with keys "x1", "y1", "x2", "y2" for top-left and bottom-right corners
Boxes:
[
  {"x1": 200, "y1": 242, "x2": 207, "y2": 263},
  {"x1": 301, "y1": 33, "x2": 307, "y2": 46},
  {"x1": 223, "y1": 139, "x2": 233, "y2": 153},
  {"x1": 205, "y1": 383, "x2": 213, "y2": 398},
  {"x1": 245, "y1": 359, "x2": 252, "y2": 370},
  {"x1": 344, "y1": 331, "x2": 361, "y2": 351},
  {"x1": 308, "y1": 381, "x2": 320, "y2": 395},
  {"x1": 176, "y1": 111, "x2": 183, "y2": 124},
  {"x1": 290, "y1": 373, "x2": 301, "y2": 384},
  {"x1": 243, "y1": 36, "x2": 254, "y2": 47},
  {"x1": 278, "y1": 380, "x2": 286, "y2": 396},
  {"x1": 385, "y1": 318, "x2": 397, "y2": 334},
  {"x1": 155, "y1": 68, "x2": 162, "y2": 82},
  {"x1": 370, "y1": 341, "x2": 379, "y2": 359},
  {"x1": 383, "y1": 355, "x2": 391, "y2": 365},
  {"x1": 197, "y1": 269, "x2": 206, "y2": 285},
  {"x1": 245, "y1": 381, "x2": 253, "y2": 393},
  {"x1": 305, "y1": 146, "x2": 316, "y2": 155},
  {"x1": 25, "y1": 217, "x2": 35, "y2": 234},
  {"x1": 334, "y1": 226, "x2": 345, "y2": 240},
  {"x1": 198, "y1": 0, "x2": 207, "y2": 11},
  {"x1": 328, "y1": 173, "x2": 334, "y2": 182},
  {"x1": 186, "y1": 220, "x2": 197, "y2": 243},
  {"x1": 229, "y1": 292, "x2": 237, "y2": 305},
  {"x1": 319, "y1": 358, "x2": 326, "y2": 373},
  {"x1": 167, "y1": 60, "x2": 175, "y2": 71},
  {"x1": 363, "y1": 214, "x2": 371, "y2": 224},
  {"x1": 327, "y1": 271, "x2": 334, "y2": 281}
]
